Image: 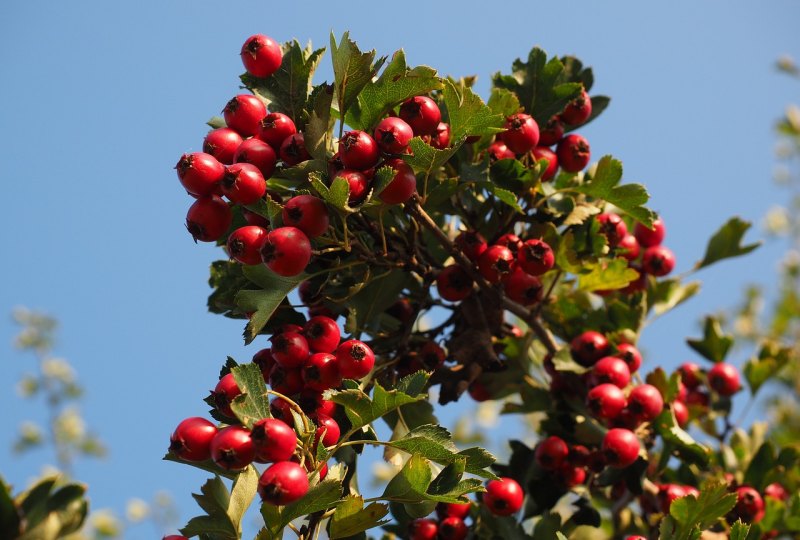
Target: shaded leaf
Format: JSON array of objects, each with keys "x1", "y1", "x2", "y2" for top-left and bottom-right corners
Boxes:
[
  {"x1": 329, "y1": 495, "x2": 389, "y2": 539},
  {"x1": 649, "y1": 279, "x2": 701, "y2": 317},
  {"x1": 695, "y1": 217, "x2": 760, "y2": 270},
  {"x1": 388, "y1": 424, "x2": 496, "y2": 478},
  {"x1": 669, "y1": 481, "x2": 737, "y2": 531},
  {"x1": 236, "y1": 266, "x2": 306, "y2": 344},
  {"x1": 304, "y1": 83, "x2": 335, "y2": 160},
  {"x1": 328, "y1": 376, "x2": 429, "y2": 432},
  {"x1": 686, "y1": 316, "x2": 734, "y2": 363},
  {"x1": 743, "y1": 341, "x2": 793, "y2": 395},
  {"x1": 230, "y1": 363, "x2": 271, "y2": 428},
  {"x1": 729, "y1": 520, "x2": 750, "y2": 540},
  {"x1": 310, "y1": 171, "x2": 354, "y2": 213},
  {"x1": 654, "y1": 409, "x2": 711, "y2": 466},
  {"x1": 330, "y1": 32, "x2": 386, "y2": 120},
  {"x1": 180, "y1": 476, "x2": 238, "y2": 539}
]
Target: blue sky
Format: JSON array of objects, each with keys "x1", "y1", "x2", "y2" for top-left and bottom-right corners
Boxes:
[{"x1": 1, "y1": 1, "x2": 798, "y2": 537}]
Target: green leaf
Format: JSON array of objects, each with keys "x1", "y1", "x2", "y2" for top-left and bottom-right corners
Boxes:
[
  {"x1": 330, "y1": 31, "x2": 386, "y2": 121},
  {"x1": 743, "y1": 442, "x2": 775, "y2": 490},
  {"x1": 649, "y1": 279, "x2": 701, "y2": 317},
  {"x1": 345, "y1": 49, "x2": 441, "y2": 131},
  {"x1": 669, "y1": 481, "x2": 737, "y2": 531},
  {"x1": 242, "y1": 40, "x2": 326, "y2": 127},
  {"x1": 310, "y1": 171, "x2": 354, "y2": 213},
  {"x1": 477, "y1": 182, "x2": 523, "y2": 213},
  {"x1": 328, "y1": 377, "x2": 429, "y2": 432},
  {"x1": 387, "y1": 424, "x2": 496, "y2": 478},
  {"x1": 686, "y1": 316, "x2": 734, "y2": 363},
  {"x1": 163, "y1": 453, "x2": 239, "y2": 481},
  {"x1": 208, "y1": 260, "x2": 252, "y2": 317},
  {"x1": 574, "y1": 156, "x2": 656, "y2": 227},
  {"x1": 235, "y1": 266, "x2": 306, "y2": 344},
  {"x1": 425, "y1": 460, "x2": 484, "y2": 502},
  {"x1": 230, "y1": 363, "x2": 271, "y2": 428},
  {"x1": 695, "y1": 217, "x2": 761, "y2": 270},
  {"x1": 556, "y1": 533, "x2": 569, "y2": 540},
  {"x1": 442, "y1": 79, "x2": 505, "y2": 141},
  {"x1": 577, "y1": 258, "x2": 639, "y2": 292},
  {"x1": 533, "y1": 513, "x2": 562, "y2": 540},
  {"x1": 0, "y1": 477, "x2": 20, "y2": 539},
  {"x1": 207, "y1": 116, "x2": 226, "y2": 129},
  {"x1": 227, "y1": 467, "x2": 258, "y2": 535},
  {"x1": 181, "y1": 476, "x2": 239, "y2": 539},
  {"x1": 304, "y1": 83, "x2": 335, "y2": 160},
  {"x1": 329, "y1": 495, "x2": 389, "y2": 539},
  {"x1": 371, "y1": 166, "x2": 397, "y2": 197},
  {"x1": 487, "y1": 87, "x2": 521, "y2": 117},
  {"x1": 279, "y1": 478, "x2": 342, "y2": 525},
  {"x1": 403, "y1": 137, "x2": 464, "y2": 179},
  {"x1": 383, "y1": 454, "x2": 432, "y2": 503},
  {"x1": 489, "y1": 158, "x2": 537, "y2": 191},
  {"x1": 654, "y1": 409, "x2": 711, "y2": 466},
  {"x1": 345, "y1": 269, "x2": 410, "y2": 335},
  {"x1": 729, "y1": 520, "x2": 750, "y2": 540},
  {"x1": 743, "y1": 340, "x2": 793, "y2": 395}
]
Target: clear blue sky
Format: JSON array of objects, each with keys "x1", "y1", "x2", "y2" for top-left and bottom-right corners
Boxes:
[{"x1": 1, "y1": 1, "x2": 798, "y2": 537}]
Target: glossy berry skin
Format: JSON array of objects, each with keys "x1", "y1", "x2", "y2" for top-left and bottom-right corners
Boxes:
[
  {"x1": 484, "y1": 477, "x2": 524, "y2": 516},
  {"x1": 260, "y1": 227, "x2": 312, "y2": 277},
  {"x1": 336, "y1": 339, "x2": 375, "y2": 379},
  {"x1": 234, "y1": 138, "x2": 277, "y2": 179},
  {"x1": 532, "y1": 146, "x2": 558, "y2": 181},
  {"x1": 302, "y1": 353, "x2": 341, "y2": 392},
  {"x1": 268, "y1": 365, "x2": 304, "y2": 395},
  {"x1": 251, "y1": 417, "x2": 296, "y2": 463},
  {"x1": 672, "y1": 400, "x2": 689, "y2": 427},
  {"x1": 496, "y1": 233, "x2": 523, "y2": 255},
  {"x1": 176, "y1": 152, "x2": 225, "y2": 198},
  {"x1": 438, "y1": 517, "x2": 467, "y2": 540},
  {"x1": 535, "y1": 436, "x2": 569, "y2": 469},
  {"x1": 258, "y1": 461, "x2": 309, "y2": 506},
  {"x1": 478, "y1": 245, "x2": 515, "y2": 283},
  {"x1": 586, "y1": 383, "x2": 627, "y2": 420},
  {"x1": 561, "y1": 88, "x2": 592, "y2": 125},
  {"x1": 627, "y1": 384, "x2": 664, "y2": 421},
  {"x1": 334, "y1": 170, "x2": 369, "y2": 205},
  {"x1": 282, "y1": 195, "x2": 329, "y2": 238},
  {"x1": 596, "y1": 213, "x2": 628, "y2": 247},
  {"x1": 279, "y1": 133, "x2": 311, "y2": 166},
  {"x1": 734, "y1": 486, "x2": 765, "y2": 523},
  {"x1": 455, "y1": 231, "x2": 488, "y2": 261},
  {"x1": 602, "y1": 428, "x2": 640, "y2": 468},
  {"x1": 303, "y1": 316, "x2": 340, "y2": 353},
  {"x1": 518, "y1": 239, "x2": 555, "y2": 276},
  {"x1": 591, "y1": 356, "x2": 631, "y2": 388},
  {"x1": 618, "y1": 234, "x2": 641, "y2": 261},
  {"x1": 270, "y1": 331, "x2": 310, "y2": 368},
  {"x1": 642, "y1": 245, "x2": 675, "y2": 277},
  {"x1": 379, "y1": 159, "x2": 417, "y2": 205},
  {"x1": 314, "y1": 414, "x2": 340, "y2": 447},
  {"x1": 538, "y1": 115, "x2": 564, "y2": 146},
  {"x1": 210, "y1": 426, "x2": 255, "y2": 471},
  {"x1": 212, "y1": 373, "x2": 241, "y2": 418},
  {"x1": 221, "y1": 163, "x2": 266, "y2": 205},
  {"x1": 487, "y1": 141, "x2": 515, "y2": 161},
  {"x1": 242, "y1": 207, "x2": 270, "y2": 228},
  {"x1": 429, "y1": 122, "x2": 451, "y2": 149},
  {"x1": 339, "y1": 130, "x2": 379, "y2": 170},
  {"x1": 437, "y1": 265, "x2": 473, "y2": 302},
  {"x1": 253, "y1": 348, "x2": 276, "y2": 379},
  {"x1": 203, "y1": 128, "x2": 243, "y2": 165},
  {"x1": 258, "y1": 112, "x2": 297, "y2": 149},
  {"x1": 503, "y1": 268, "x2": 543, "y2": 306},
  {"x1": 399, "y1": 96, "x2": 441, "y2": 135},
  {"x1": 227, "y1": 226, "x2": 268, "y2": 265},
  {"x1": 615, "y1": 343, "x2": 642, "y2": 373},
  {"x1": 501, "y1": 113, "x2": 540, "y2": 154},
  {"x1": 241, "y1": 34, "x2": 282, "y2": 78},
  {"x1": 634, "y1": 217, "x2": 665, "y2": 247},
  {"x1": 223, "y1": 94, "x2": 266, "y2": 137},
  {"x1": 570, "y1": 331, "x2": 610, "y2": 366},
  {"x1": 169, "y1": 417, "x2": 217, "y2": 462},
  {"x1": 556, "y1": 134, "x2": 591, "y2": 172},
  {"x1": 186, "y1": 196, "x2": 232, "y2": 242},
  {"x1": 708, "y1": 363, "x2": 741, "y2": 396},
  {"x1": 436, "y1": 501, "x2": 471, "y2": 520},
  {"x1": 374, "y1": 116, "x2": 413, "y2": 154},
  {"x1": 408, "y1": 518, "x2": 438, "y2": 540}
]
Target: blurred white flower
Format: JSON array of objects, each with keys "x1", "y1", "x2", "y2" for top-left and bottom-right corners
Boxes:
[
  {"x1": 42, "y1": 357, "x2": 75, "y2": 383},
  {"x1": 125, "y1": 498, "x2": 149, "y2": 522},
  {"x1": 763, "y1": 206, "x2": 790, "y2": 235}
]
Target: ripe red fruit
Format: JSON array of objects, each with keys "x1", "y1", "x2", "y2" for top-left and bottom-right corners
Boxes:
[
  {"x1": 399, "y1": 96, "x2": 441, "y2": 135},
  {"x1": 708, "y1": 363, "x2": 741, "y2": 396},
  {"x1": 221, "y1": 163, "x2": 266, "y2": 205},
  {"x1": 374, "y1": 116, "x2": 414, "y2": 154},
  {"x1": 169, "y1": 417, "x2": 217, "y2": 462},
  {"x1": 455, "y1": 231, "x2": 488, "y2": 261},
  {"x1": 270, "y1": 331, "x2": 310, "y2": 368},
  {"x1": 618, "y1": 234, "x2": 641, "y2": 261},
  {"x1": 316, "y1": 399, "x2": 337, "y2": 418},
  {"x1": 764, "y1": 482, "x2": 790, "y2": 501},
  {"x1": 518, "y1": 239, "x2": 555, "y2": 276},
  {"x1": 438, "y1": 517, "x2": 467, "y2": 540},
  {"x1": 212, "y1": 373, "x2": 241, "y2": 418},
  {"x1": 496, "y1": 233, "x2": 523, "y2": 255},
  {"x1": 279, "y1": 133, "x2": 311, "y2": 166},
  {"x1": 634, "y1": 217, "x2": 666, "y2": 247},
  {"x1": 203, "y1": 128, "x2": 243, "y2": 165},
  {"x1": 260, "y1": 227, "x2": 312, "y2": 277},
  {"x1": 556, "y1": 134, "x2": 591, "y2": 172},
  {"x1": 596, "y1": 213, "x2": 628, "y2": 247},
  {"x1": 210, "y1": 426, "x2": 255, "y2": 470},
  {"x1": 282, "y1": 195, "x2": 330, "y2": 238},
  {"x1": 478, "y1": 245, "x2": 515, "y2": 283},
  {"x1": 429, "y1": 122, "x2": 451, "y2": 149},
  {"x1": 268, "y1": 364, "x2": 304, "y2": 395},
  {"x1": 484, "y1": 477, "x2": 524, "y2": 516},
  {"x1": 378, "y1": 159, "x2": 417, "y2": 204},
  {"x1": 586, "y1": 383, "x2": 627, "y2": 420},
  {"x1": 436, "y1": 501, "x2": 471, "y2": 520},
  {"x1": 734, "y1": 486, "x2": 765, "y2": 523},
  {"x1": 678, "y1": 362, "x2": 703, "y2": 388},
  {"x1": 241, "y1": 34, "x2": 282, "y2": 78},
  {"x1": 234, "y1": 138, "x2": 277, "y2": 179},
  {"x1": 531, "y1": 146, "x2": 558, "y2": 181},
  {"x1": 538, "y1": 115, "x2": 564, "y2": 146},
  {"x1": 223, "y1": 94, "x2": 266, "y2": 137},
  {"x1": 672, "y1": 400, "x2": 689, "y2": 427},
  {"x1": 258, "y1": 461, "x2": 309, "y2": 505},
  {"x1": 227, "y1": 225, "x2": 268, "y2": 265},
  {"x1": 408, "y1": 518, "x2": 438, "y2": 540},
  {"x1": 334, "y1": 169, "x2": 370, "y2": 205},
  {"x1": 253, "y1": 348, "x2": 277, "y2": 378},
  {"x1": 561, "y1": 88, "x2": 592, "y2": 125},
  {"x1": 176, "y1": 152, "x2": 225, "y2": 197},
  {"x1": 535, "y1": 436, "x2": 569, "y2": 469},
  {"x1": 163, "y1": 536, "x2": 189, "y2": 540},
  {"x1": 602, "y1": 428, "x2": 640, "y2": 468},
  {"x1": 302, "y1": 353, "x2": 341, "y2": 392},
  {"x1": 339, "y1": 130, "x2": 379, "y2": 170},
  {"x1": 642, "y1": 245, "x2": 675, "y2": 276},
  {"x1": 251, "y1": 418, "x2": 296, "y2": 463},
  {"x1": 559, "y1": 465, "x2": 587, "y2": 488},
  {"x1": 658, "y1": 484, "x2": 690, "y2": 513},
  {"x1": 314, "y1": 414, "x2": 340, "y2": 447},
  {"x1": 270, "y1": 397, "x2": 293, "y2": 423},
  {"x1": 501, "y1": 113, "x2": 540, "y2": 154},
  {"x1": 627, "y1": 384, "x2": 665, "y2": 421},
  {"x1": 419, "y1": 341, "x2": 446, "y2": 370},
  {"x1": 336, "y1": 339, "x2": 375, "y2": 379},
  {"x1": 615, "y1": 343, "x2": 642, "y2": 373},
  {"x1": 468, "y1": 381, "x2": 491, "y2": 402},
  {"x1": 487, "y1": 141, "x2": 515, "y2": 161},
  {"x1": 258, "y1": 112, "x2": 297, "y2": 149},
  {"x1": 303, "y1": 316, "x2": 340, "y2": 353},
  {"x1": 186, "y1": 196, "x2": 232, "y2": 242},
  {"x1": 591, "y1": 356, "x2": 631, "y2": 388},
  {"x1": 436, "y1": 265, "x2": 474, "y2": 302},
  {"x1": 503, "y1": 268, "x2": 543, "y2": 306},
  {"x1": 570, "y1": 331, "x2": 610, "y2": 366}
]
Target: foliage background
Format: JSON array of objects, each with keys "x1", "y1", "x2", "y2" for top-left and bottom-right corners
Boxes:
[{"x1": 0, "y1": 1, "x2": 798, "y2": 537}]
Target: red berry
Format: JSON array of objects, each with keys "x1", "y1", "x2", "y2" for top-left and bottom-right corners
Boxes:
[
  {"x1": 316, "y1": 399, "x2": 337, "y2": 418},
  {"x1": 556, "y1": 134, "x2": 591, "y2": 172},
  {"x1": 658, "y1": 484, "x2": 690, "y2": 513},
  {"x1": 634, "y1": 217, "x2": 666, "y2": 247},
  {"x1": 282, "y1": 195, "x2": 330, "y2": 238},
  {"x1": 169, "y1": 417, "x2": 217, "y2": 462},
  {"x1": 438, "y1": 517, "x2": 467, "y2": 540},
  {"x1": 227, "y1": 225, "x2": 268, "y2": 265},
  {"x1": 268, "y1": 364, "x2": 304, "y2": 395},
  {"x1": 642, "y1": 245, "x2": 675, "y2": 277},
  {"x1": 518, "y1": 239, "x2": 555, "y2": 276},
  {"x1": 468, "y1": 381, "x2": 491, "y2": 402},
  {"x1": 339, "y1": 130, "x2": 379, "y2": 170},
  {"x1": 258, "y1": 461, "x2": 309, "y2": 505},
  {"x1": 483, "y1": 477, "x2": 524, "y2": 516},
  {"x1": 487, "y1": 141, "x2": 515, "y2": 161},
  {"x1": 270, "y1": 331, "x2": 310, "y2": 368},
  {"x1": 334, "y1": 169, "x2": 370, "y2": 205},
  {"x1": 764, "y1": 482, "x2": 789, "y2": 501},
  {"x1": 212, "y1": 373, "x2": 241, "y2": 418},
  {"x1": 602, "y1": 428, "x2": 640, "y2": 468},
  {"x1": 436, "y1": 501, "x2": 471, "y2": 520},
  {"x1": 378, "y1": 158, "x2": 417, "y2": 204},
  {"x1": 591, "y1": 356, "x2": 631, "y2": 388},
  {"x1": 270, "y1": 397, "x2": 293, "y2": 422},
  {"x1": 279, "y1": 133, "x2": 311, "y2": 166},
  {"x1": 241, "y1": 34, "x2": 282, "y2": 78},
  {"x1": 336, "y1": 339, "x2": 375, "y2": 380},
  {"x1": 436, "y1": 265, "x2": 474, "y2": 302},
  {"x1": 596, "y1": 213, "x2": 628, "y2": 247},
  {"x1": 253, "y1": 348, "x2": 277, "y2": 378},
  {"x1": 495, "y1": 234, "x2": 523, "y2": 255},
  {"x1": 242, "y1": 207, "x2": 270, "y2": 228},
  {"x1": 223, "y1": 94, "x2": 266, "y2": 137},
  {"x1": 538, "y1": 115, "x2": 564, "y2": 146},
  {"x1": 302, "y1": 353, "x2": 341, "y2": 392},
  {"x1": 503, "y1": 268, "x2": 543, "y2": 306},
  {"x1": 409, "y1": 518, "x2": 438, "y2": 540},
  {"x1": 678, "y1": 362, "x2": 703, "y2": 389},
  {"x1": 163, "y1": 536, "x2": 189, "y2": 540},
  {"x1": 627, "y1": 384, "x2": 664, "y2": 421},
  {"x1": 303, "y1": 316, "x2": 340, "y2": 353},
  {"x1": 501, "y1": 113, "x2": 540, "y2": 154},
  {"x1": 314, "y1": 414, "x2": 340, "y2": 447},
  {"x1": 203, "y1": 128, "x2": 243, "y2": 165},
  {"x1": 186, "y1": 196, "x2": 232, "y2": 242},
  {"x1": 478, "y1": 245, "x2": 515, "y2": 283},
  {"x1": 455, "y1": 231, "x2": 488, "y2": 261},
  {"x1": 260, "y1": 227, "x2": 311, "y2": 277},
  {"x1": 221, "y1": 163, "x2": 266, "y2": 205},
  {"x1": 615, "y1": 343, "x2": 642, "y2": 373},
  {"x1": 734, "y1": 486, "x2": 765, "y2": 523},
  {"x1": 686, "y1": 389, "x2": 710, "y2": 407},
  {"x1": 672, "y1": 400, "x2": 689, "y2": 427},
  {"x1": 561, "y1": 88, "x2": 592, "y2": 126},
  {"x1": 535, "y1": 436, "x2": 569, "y2": 469},
  {"x1": 399, "y1": 96, "x2": 441, "y2": 136},
  {"x1": 559, "y1": 465, "x2": 587, "y2": 488},
  {"x1": 570, "y1": 331, "x2": 610, "y2": 366},
  {"x1": 586, "y1": 383, "x2": 627, "y2": 420},
  {"x1": 531, "y1": 146, "x2": 558, "y2": 181},
  {"x1": 210, "y1": 425, "x2": 255, "y2": 470},
  {"x1": 419, "y1": 341, "x2": 446, "y2": 370},
  {"x1": 251, "y1": 417, "x2": 296, "y2": 463},
  {"x1": 234, "y1": 138, "x2": 277, "y2": 179},
  {"x1": 258, "y1": 112, "x2": 297, "y2": 149},
  {"x1": 708, "y1": 363, "x2": 741, "y2": 396},
  {"x1": 374, "y1": 116, "x2": 414, "y2": 154},
  {"x1": 176, "y1": 152, "x2": 225, "y2": 198},
  {"x1": 618, "y1": 234, "x2": 641, "y2": 261},
  {"x1": 428, "y1": 122, "x2": 451, "y2": 149}
]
